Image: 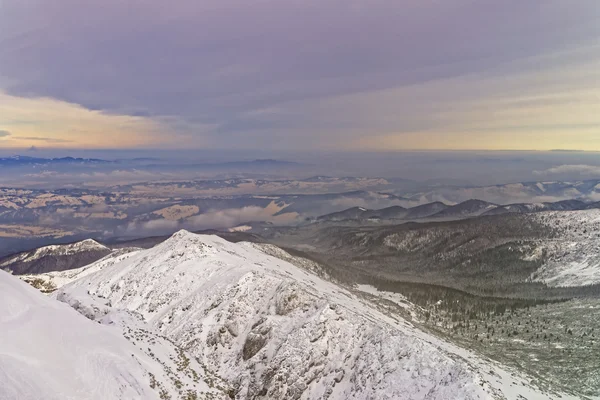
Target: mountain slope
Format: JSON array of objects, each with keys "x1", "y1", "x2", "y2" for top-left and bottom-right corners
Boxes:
[
  {"x1": 482, "y1": 199, "x2": 586, "y2": 216},
  {"x1": 409, "y1": 180, "x2": 600, "y2": 205},
  {"x1": 0, "y1": 269, "x2": 225, "y2": 400},
  {"x1": 55, "y1": 230, "x2": 567, "y2": 400},
  {"x1": 530, "y1": 210, "x2": 600, "y2": 287},
  {"x1": 365, "y1": 205, "x2": 409, "y2": 219},
  {"x1": 0, "y1": 239, "x2": 111, "y2": 275},
  {"x1": 402, "y1": 201, "x2": 449, "y2": 219},
  {"x1": 317, "y1": 206, "x2": 368, "y2": 221},
  {"x1": 0, "y1": 155, "x2": 109, "y2": 167},
  {"x1": 582, "y1": 201, "x2": 600, "y2": 210},
  {"x1": 430, "y1": 199, "x2": 497, "y2": 219},
  {"x1": 315, "y1": 202, "x2": 447, "y2": 222},
  {"x1": 20, "y1": 248, "x2": 142, "y2": 292}
]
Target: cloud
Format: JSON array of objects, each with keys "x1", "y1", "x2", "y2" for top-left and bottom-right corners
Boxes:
[
  {"x1": 120, "y1": 203, "x2": 299, "y2": 237},
  {"x1": 328, "y1": 195, "x2": 415, "y2": 211},
  {"x1": 185, "y1": 206, "x2": 298, "y2": 230},
  {"x1": 125, "y1": 219, "x2": 180, "y2": 236},
  {"x1": 0, "y1": 0, "x2": 598, "y2": 150},
  {"x1": 0, "y1": 130, "x2": 10, "y2": 138},
  {"x1": 16, "y1": 136, "x2": 73, "y2": 143},
  {"x1": 0, "y1": 92, "x2": 176, "y2": 149},
  {"x1": 534, "y1": 164, "x2": 600, "y2": 177},
  {"x1": 21, "y1": 169, "x2": 176, "y2": 186}
]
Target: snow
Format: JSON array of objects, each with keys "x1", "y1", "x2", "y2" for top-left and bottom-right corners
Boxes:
[
  {"x1": 526, "y1": 203, "x2": 546, "y2": 211},
  {"x1": 0, "y1": 269, "x2": 225, "y2": 400},
  {"x1": 530, "y1": 210, "x2": 600, "y2": 287},
  {"x1": 537, "y1": 258, "x2": 600, "y2": 287},
  {"x1": 355, "y1": 284, "x2": 414, "y2": 312},
  {"x1": 0, "y1": 239, "x2": 109, "y2": 267},
  {"x1": 54, "y1": 230, "x2": 572, "y2": 400},
  {"x1": 20, "y1": 248, "x2": 142, "y2": 289}
]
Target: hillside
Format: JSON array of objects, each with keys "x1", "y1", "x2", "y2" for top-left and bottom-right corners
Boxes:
[
  {"x1": 530, "y1": 210, "x2": 600, "y2": 287},
  {"x1": 429, "y1": 199, "x2": 497, "y2": 219},
  {"x1": 52, "y1": 230, "x2": 570, "y2": 399},
  {"x1": 0, "y1": 239, "x2": 111, "y2": 275}
]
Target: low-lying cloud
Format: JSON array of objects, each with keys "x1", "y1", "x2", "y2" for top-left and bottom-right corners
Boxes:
[
  {"x1": 534, "y1": 165, "x2": 600, "y2": 177},
  {"x1": 17, "y1": 136, "x2": 73, "y2": 143},
  {"x1": 121, "y1": 204, "x2": 300, "y2": 237}
]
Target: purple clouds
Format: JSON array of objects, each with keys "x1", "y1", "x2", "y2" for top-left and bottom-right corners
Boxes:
[{"x1": 0, "y1": 0, "x2": 598, "y2": 149}]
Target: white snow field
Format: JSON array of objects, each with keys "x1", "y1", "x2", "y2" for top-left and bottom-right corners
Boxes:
[
  {"x1": 530, "y1": 210, "x2": 600, "y2": 287},
  {"x1": 52, "y1": 230, "x2": 575, "y2": 400},
  {"x1": 0, "y1": 269, "x2": 226, "y2": 400}
]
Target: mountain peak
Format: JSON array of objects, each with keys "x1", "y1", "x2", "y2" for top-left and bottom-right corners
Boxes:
[
  {"x1": 170, "y1": 228, "x2": 197, "y2": 240},
  {"x1": 165, "y1": 229, "x2": 227, "y2": 247},
  {"x1": 51, "y1": 234, "x2": 554, "y2": 400}
]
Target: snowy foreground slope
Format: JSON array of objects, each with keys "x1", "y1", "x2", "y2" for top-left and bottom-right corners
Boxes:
[
  {"x1": 54, "y1": 230, "x2": 575, "y2": 400},
  {"x1": 0, "y1": 270, "x2": 227, "y2": 400}
]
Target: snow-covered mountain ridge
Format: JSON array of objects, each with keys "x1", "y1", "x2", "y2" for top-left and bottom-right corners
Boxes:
[
  {"x1": 1, "y1": 239, "x2": 108, "y2": 267},
  {"x1": 19, "y1": 247, "x2": 142, "y2": 292},
  {"x1": 0, "y1": 239, "x2": 111, "y2": 275},
  {"x1": 54, "y1": 230, "x2": 572, "y2": 399}
]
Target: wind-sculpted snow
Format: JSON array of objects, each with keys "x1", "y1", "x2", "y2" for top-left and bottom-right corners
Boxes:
[
  {"x1": 56, "y1": 230, "x2": 567, "y2": 399},
  {"x1": 530, "y1": 210, "x2": 600, "y2": 287},
  {"x1": 0, "y1": 270, "x2": 225, "y2": 400}
]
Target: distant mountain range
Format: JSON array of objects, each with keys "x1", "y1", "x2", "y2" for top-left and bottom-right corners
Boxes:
[
  {"x1": 0, "y1": 156, "x2": 303, "y2": 168},
  {"x1": 225, "y1": 158, "x2": 300, "y2": 166},
  {"x1": 0, "y1": 155, "x2": 110, "y2": 166},
  {"x1": 317, "y1": 198, "x2": 599, "y2": 222},
  {"x1": 484, "y1": 199, "x2": 587, "y2": 216},
  {"x1": 408, "y1": 179, "x2": 600, "y2": 205},
  {"x1": 164, "y1": 159, "x2": 303, "y2": 170},
  {"x1": 111, "y1": 177, "x2": 600, "y2": 204}
]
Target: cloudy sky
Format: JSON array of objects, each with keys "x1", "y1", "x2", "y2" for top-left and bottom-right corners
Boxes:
[{"x1": 0, "y1": 0, "x2": 598, "y2": 151}]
